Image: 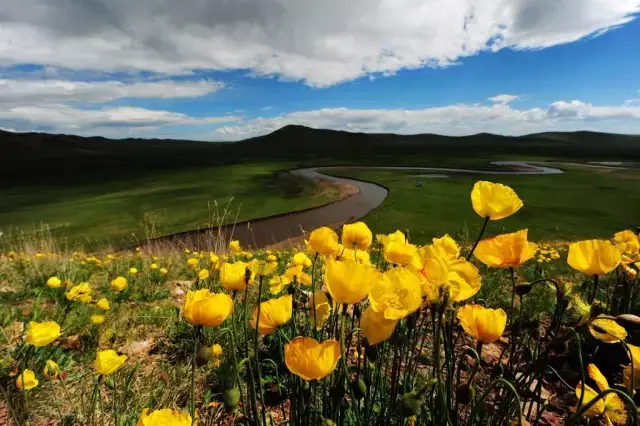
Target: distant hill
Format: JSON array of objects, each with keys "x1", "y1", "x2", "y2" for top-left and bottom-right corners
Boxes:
[{"x1": 1, "y1": 126, "x2": 638, "y2": 185}]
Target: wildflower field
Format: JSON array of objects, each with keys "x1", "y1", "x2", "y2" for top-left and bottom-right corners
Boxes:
[{"x1": 1, "y1": 180, "x2": 639, "y2": 426}]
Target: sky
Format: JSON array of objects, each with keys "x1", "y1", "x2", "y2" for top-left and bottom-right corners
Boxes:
[{"x1": 1, "y1": 0, "x2": 639, "y2": 141}]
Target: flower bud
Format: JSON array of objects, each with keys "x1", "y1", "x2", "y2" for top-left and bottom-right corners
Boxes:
[
  {"x1": 490, "y1": 364, "x2": 504, "y2": 380},
  {"x1": 399, "y1": 391, "x2": 421, "y2": 417},
  {"x1": 455, "y1": 382, "x2": 475, "y2": 405},
  {"x1": 223, "y1": 388, "x2": 241, "y2": 412},
  {"x1": 195, "y1": 346, "x2": 214, "y2": 367},
  {"x1": 351, "y1": 379, "x2": 367, "y2": 400},
  {"x1": 616, "y1": 314, "x2": 640, "y2": 331},
  {"x1": 514, "y1": 283, "x2": 533, "y2": 296},
  {"x1": 365, "y1": 344, "x2": 378, "y2": 362},
  {"x1": 287, "y1": 285, "x2": 296, "y2": 295},
  {"x1": 590, "y1": 301, "x2": 605, "y2": 318},
  {"x1": 318, "y1": 418, "x2": 337, "y2": 426}
]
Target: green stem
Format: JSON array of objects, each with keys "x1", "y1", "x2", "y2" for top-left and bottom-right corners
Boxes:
[
  {"x1": 254, "y1": 276, "x2": 267, "y2": 425},
  {"x1": 589, "y1": 274, "x2": 599, "y2": 304},
  {"x1": 112, "y1": 374, "x2": 118, "y2": 426},
  {"x1": 0, "y1": 383, "x2": 20, "y2": 426},
  {"x1": 311, "y1": 253, "x2": 319, "y2": 337},
  {"x1": 340, "y1": 304, "x2": 361, "y2": 424},
  {"x1": 468, "y1": 378, "x2": 522, "y2": 426},
  {"x1": 190, "y1": 325, "x2": 200, "y2": 424},
  {"x1": 466, "y1": 217, "x2": 490, "y2": 261}
]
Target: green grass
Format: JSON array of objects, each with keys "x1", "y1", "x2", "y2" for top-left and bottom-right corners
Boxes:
[
  {"x1": 0, "y1": 163, "x2": 341, "y2": 249},
  {"x1": 329, "y1": 164, "x2": 640, "y2": 244}
]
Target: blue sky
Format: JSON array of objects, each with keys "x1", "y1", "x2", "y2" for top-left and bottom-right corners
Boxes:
[{"x1": 0, "y1": 0, "x2": 639, "y2": 140}]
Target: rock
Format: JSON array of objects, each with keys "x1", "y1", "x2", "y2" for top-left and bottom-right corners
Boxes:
[
  {"x1": 62, "y1": 334, "x2": 82, "y2": 350},
  {"x1": 119, "y1": 339, "x2": 154, "y2": 356},
  {"x1": 480, "y1": 343, "x2": 503, "y2": 366}
]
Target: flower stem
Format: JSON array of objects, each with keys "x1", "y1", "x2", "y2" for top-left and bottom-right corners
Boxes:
[
  {"x1": 190, "y1": 325, "x2": 200, "y2": 424},
  {"x1": 466, "y1": 217, "x2": 490, "y2": 261},
  {"x1": 254, "y1": 276, "x2": 267, "y2": 425}
]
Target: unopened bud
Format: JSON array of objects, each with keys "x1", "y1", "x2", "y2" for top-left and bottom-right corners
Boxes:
[
  {"x1": 195, "y1": 346, "x2": 214, "y2": 367},
  {"x1": 399, "y1": 391, "x2": 421, "y2": 417},
  {"x1": 590, "y1": 301, "x2": 605, "y2": 318},
  {"x1": 365, "y1": 344, "x2": 378, "y2": 362},
  {"x1": 318, "y1": 418, "x2": 337, "y2": 426},
  {"x1": 223, "y1": 388, "x2": 241, "y2": 412},
  {"x1": 616, "y1": 314, "x2": 640, "y2": 331},
  {"x1": 515, "y1": 283, "x2": 533, "y2": 296},
  {"x1": 287, "y1": 285, "x2": 296, "y2": 295},
  {"x1": 455, "y1": 382, "x2": 475, "y2": 405},
  {"x1": 351, "y1": 379, "x2": 367, "y2": 400}
]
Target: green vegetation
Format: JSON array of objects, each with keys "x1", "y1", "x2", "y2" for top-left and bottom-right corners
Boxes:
[
  {"x1": 0, "y1": 163, "x2": 342, "y2": 249},
  {"x1": 330, "y1": 164, "x2": 640, "y2": 244}
]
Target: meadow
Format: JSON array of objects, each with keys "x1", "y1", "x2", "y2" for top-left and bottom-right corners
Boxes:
[{"x1": 1, "y1": 178, "x2": 639, "y2": 426}]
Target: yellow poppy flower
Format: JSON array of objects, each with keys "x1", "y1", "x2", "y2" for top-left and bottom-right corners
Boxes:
[
  {"x1": 589, "y1": 318, "x2": 627, "y2": 343},
  {"x1": 160, "y1": 268, "x2": 168, "y2": 275},
  {"x1": 376, "y1": 230, "x2": 406, "y2": 247},
  {"x1": 249, "y1": 259, "x2": 278, "y2": 276},
  {"x1": 457, "y1": 304, "x2": 507, "y2": 343},
  {"x1": 96, "y1": 298, "x2": 110, "y2": 310},
  {"x1": 46, "y1": 276, "x2": 62, "y2": 288},
  {"x1": 342, "y1": 222, "x2": 373, "y2": 251},
  {"x1": 26, "y1": 321, "x2": 61, "y2": 347},
  {"x1": 338, "y1": 247, "x2": 372, "y2": 265},
  {"x1": 43, "y1": 360, "x2": 60, "y2": 380},
  {"x1": 384, "y1": 241, "x2": 418, "y2": 266},
  {"x1": 198, "y1": 269, "x2": 210, "y2": 280},
  {"x1": 324, "y1": 259, "x2": 381, "y2": 304},
  {"x1": 212, "y1": 344, "x2": 223, "y2": 356},
  {"x1": 111, "y1": 276, "x2": 128, "y2": 292},
  {"x1": 229, "y1": 240, "x2": 242, "y2": 254},
  {"x1": 269, "y1": 275, "x2": 291, "y2": 295},
  {"x1": 183, "y1": 289, "x2": 234, "y2": 327},
  {"x1": 220, "y1": 261, "x2": 252, "y2": 291},
  {"x1": 95, "y1": 350, "x2": 127, "y2": 375},
  {"x1": 474, "y1": 229, "x2": 537, "y2": 268},
  {"x1": 432, "y1": 234, "x2": 460, "y2": 260},
  {"x1": 284, "y1": 337, "x2": 341, "y2": 381},
  {"x1": 568, "y1": 240, "x2": 621, "y2": 275},
  {"x1": 16, "y1": 369, "x2": 38, "y2": 390},
  {"x1": 308, "y1": 227, "x2": 340, "y2": 256},
  {"x1": 308, "y1": 290, "x2": 333, "y2": 331},
  {"x1": 187, "y1": 258, "x2": 199, "y2": 268},
  {"x1": 91, "y1": 314, "x2": 106, "y2": 325},
  {"x1": 66, "y1": 282, "x2": 92, "y2": 302},
  {"x1": 150, "y1": 263, "x2": 158, "y2": 270},
  {"x1": 614, "y1": 230, "x2": 640, "y2": 256},
  {"x1": 369, "y1": 268, "x2": 422, "y2": 320},
  {"x1": 573, "y1": 364, "x2": 627, "y2": 425},
  {"x1": 136, "y1": 408, "x2": 192, "y2": 426},
  {"x1": 292, "y1": 252, "x2": 312, "y2": 268},
  {"x1": 361, "y1": 306, "x2": 398, "y2": 345},
  {"x1": 285, "y1": 265, "x2": 312, "y2": 285},
  {"x1": 250, "y1": 295, "x2": 293, "y2": 335},
  {"x1": 471, "y1": 181, "x2": 523, "y2": 220},
  {"x1": 622, "y1": 344, "x2": 640, "y2": 393},
  {"x1": 129, "y1": 268, "x2": 138, "y2": 275}
]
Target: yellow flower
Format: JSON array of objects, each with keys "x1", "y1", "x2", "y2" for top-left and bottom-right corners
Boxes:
[
  {"x1": 26, "y1": 321, "x2": 61, "y2": 347},
  {"x1": 249, "y1": 259, "x2": 278, "y2": 276},
  {"x1": 187, "y1": 258, "x2": 199, "y2": 268},
  {"x1": 136, "y1": 408, "x2": 192, "y2": 426},
  {"x1": 361, "y1": 306, "x2": 398, "y2": 345},
  {"x1": 622, "y1": 345, "x2": 640, "y2": 393},
  {"x1": 589, "y1": 318, "x2": 627, "y2": 343},
  {"x1": 111, "y1": 276, "x2": 128, "y2": 292},
  {"x1": 66, "y1": 282, "x2": 92, "y2": 302},
  {"x1": 308, "y1": 227, "x2": 340, "y2": 256},
  {"x1": 369, "y1": 268, "x2": 422, "y2": 320},
  {"x1": 292, "y1": 252, "x2": 313, "y2": 268},
  {"x1": 267, "y1": 254, "x2": 277, "y2": 262},
  {"x1": 284, "y1": 337, "x2": 341, "y2": 381},
  {"x1": 95, "y1": 350, "x2": 127, "y2": 375},
  {"x1": 250, "y1": 295, "x2": 293, "y2": 335},
  {"x1": 384, "y1": 241, "x2": 418, "y2": 266},
  {"x1": 96, "y1": 298, "x2": 110, "y2": 310},
  {"x1": 160, "y1": 267, "x2": 168, "y2": 275},
  {"x1": 43, "y1": 360, "x2": 60, "y2": 380},
  {"x1": 212, "y1": 344, "x2": 223, "y2": 356},
  {"x1": 432, "y1": 234, "x2": 460, "y2": 260},
  {"x1": 376, "y1": 230, "x2": 406, "y2": 247},
  {"x1": 229, "y1": 240, "x2": 242, "y2": 254},
  {"x1": 573, "y1": 364, "x2": 627, "y2": 425},
  {"x1": 342, "y1": 222, "x2": 373, "y2": 251},
  {"x1": 308, "y1": 290, "x2": 332, "y2": 330},
  {"x1": 16, "y1": 369, "x2": 38, "y2": 390},
  {"x1": 150, "y1": 263, "x2": 158, "y2": 270},
  {"x1": 198, "y1": 269, "x2": 210, "y2": 280},
  {"x1": 184, "y1": 248, "x2": 191, "y2": 254},
  {"x1": 220, "y1": 261, "x2": 253, "y2": 291},
  {"x1": 614, "y1": 230, "x2": 640, "y2": 256},
  {"x1": 324, "y1": 259, "x2": 381, "y2": 304},
  {"x1": 183, "y1": 289, "x2": 234, "y2": 327},
  {"x1": 457, "y1": 304, "x2": 507, "y2": 343},
  {"x1": 568, "y1": 240, "x2": 621, "y2": 275},
  {"x1": 269, "y1": 275, "x2": 291, "y2": 295},
  {"x1": 46, "y1": 276, "x2": 62, "y2": 288},
  {"x1": 285, "y1": 265, "x2": 313, "y2": 285},
  {"x1": 91, "y1": 314, "x2": 106, "y2": 325},
  {"x1": 338, "y1": 247, "x2": 372, "y2": 265},
  {"x1": 471, "y1": 181, "x2": 523, "y2": 220},
  {"x1": 474, "y1": 229, "x2": 537, "y2": 268},
  {"x1": 129, "y1": 268, "x2": 138, "y2": 275}
]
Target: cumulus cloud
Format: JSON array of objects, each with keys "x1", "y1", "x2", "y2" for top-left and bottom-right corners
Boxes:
[
  {"x1": 488, "y1": 94, "x2": 519, "y2": 104},
  {"x1": 0, "y1": 79, "x2": 224, "y2": 106},
  {"x1": 0, "y1": 0, "x2": 637, "y2": 86},
  {"x1": 213, "y1": 100, "x2": 640, "y2": 140}
]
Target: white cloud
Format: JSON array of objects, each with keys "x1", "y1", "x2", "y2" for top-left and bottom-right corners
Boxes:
[
  {"x1": 0, "y1": 104, "x2": 240, "y2": 132},
  {"x1": 0, "y1": 79, "x2": 224, "y2": 106},
  {"x1": 488, "y1": 94, "x2": 519, "y2": 104},
  {"x1": 213, "y1": 100, "x2": 640, "y2": 140},
  {"x1": 0, "y1": 0, "x2": 637, "y2": 86}
]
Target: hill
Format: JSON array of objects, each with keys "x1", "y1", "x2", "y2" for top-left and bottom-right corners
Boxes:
[{"x1": 1, "y1": 126, "x2": 639, "y2": 185}]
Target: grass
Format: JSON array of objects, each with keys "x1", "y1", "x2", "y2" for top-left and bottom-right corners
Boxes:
[
  {"x1": 0, "y1": 163, "x2": 344, "y2": 250},
  {"x1": 329, "y1": 164, "x2": 640, "y2": 244}
]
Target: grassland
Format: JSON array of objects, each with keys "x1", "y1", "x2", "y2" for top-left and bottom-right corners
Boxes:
[
  {"x1": 329, "y1": 164, "x2": 640, "y2": 244},
  {"x1": 0, "y1": 163, "x2": 344, "y2": 249}
]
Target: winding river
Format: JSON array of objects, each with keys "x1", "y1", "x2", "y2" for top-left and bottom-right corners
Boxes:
[{"x1": 142, "y1": 161, "x2": 571, "y2": 249}]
